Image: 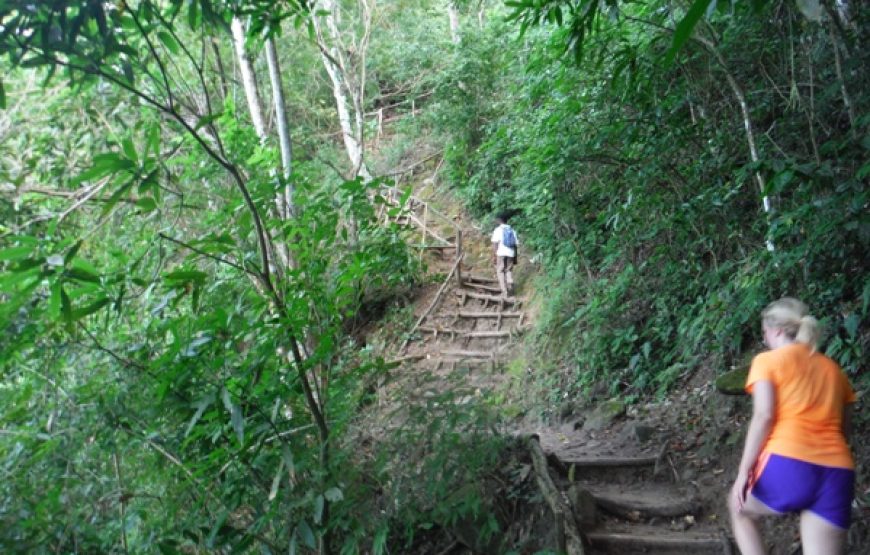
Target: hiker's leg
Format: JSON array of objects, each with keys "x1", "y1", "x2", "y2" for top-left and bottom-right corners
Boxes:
[
  {"x1": 495, "y1": 257, "x2": 508, "y2": 297},
  {"x1": 505, "y1": 258, "x2": 514, "y2": 295},
  {"x1": 800, "y1": 511, "x2": 847, "y2": 555},
  {"x1": 800, "y1": 466, "x2": 852, "y2": 555},
  {"x1": 730, "y1": 492, "x2": 779, "y2": 555}
]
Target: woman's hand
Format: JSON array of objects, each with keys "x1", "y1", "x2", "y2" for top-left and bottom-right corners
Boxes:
[{"x1": 730, "y1": 470, "x2": 750, "y2": 512}]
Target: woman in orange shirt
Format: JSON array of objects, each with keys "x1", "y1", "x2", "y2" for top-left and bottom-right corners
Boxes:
[{"x1": 729, "y1": 298, "x2": 856, "y2": 555}]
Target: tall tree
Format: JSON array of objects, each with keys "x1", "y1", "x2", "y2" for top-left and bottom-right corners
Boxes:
[{"x1": 313, "y1": 0, "x2": 373, "y2": 180}]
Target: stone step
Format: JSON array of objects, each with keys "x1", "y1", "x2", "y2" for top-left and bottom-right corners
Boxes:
[
  {"x1": 586, "y1": 524, "x2": 729, "y2": 554},
  {"x1": 584, "y1": 483, "x2": 699, "y2": 519}
]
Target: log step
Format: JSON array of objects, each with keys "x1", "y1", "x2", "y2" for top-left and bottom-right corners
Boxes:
[
  {"x1": 464, "y1": 274, "x2": 499, "y2": 285},
  {"x1": 418, "y1": 327, "x2": 526, "y2": 339},
  {"x1": 456, "y1": 311, "x2": 523, "y2": 319},
  {"x1": 438, "y1": 349, "x2": 498, "y2": 359},
  {"x1": 464, "y1": 282, "x2": 503, "y2": 294},
  {"x1": 454, "y1": 290, "x2": 521, "y2": 305},
  {"x1": 584, "y1": 483, "x2": 699, "y2": 519},
  {"x1": 411, "y1": 244, "x2": 457, "y2": 249},
  {"x1": 586, "y1": 524, "x2": 728, "y2": 554},
  {"x1": 556, "y1": 454, "x2": 659, "y2": 468}
]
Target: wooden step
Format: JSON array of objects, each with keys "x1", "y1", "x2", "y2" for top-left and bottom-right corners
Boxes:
[
  {"x1": 438, "y1": 349, "x2": 498, "y2": 359},
  {"x1": 586, "y1": 524, "x2": 729, "y2": 554},
  {"x1": 464, "y1": 274, "x2": 499, "y2": 285},
  {"x1": 410, "y1": 243, "x2": 457, "y2": 250},
  {"x1": 454, "y1": 290, "x2": 521, "y2": 305},
  {"x1": 456, "y1": 311, "x2": 523, "y2": 319},
  {"x1": 584, "y1": 483, "x2": 699, "y2": 519},
  {"x1": 418, "y1": 327, "x2": 525, "y2": 339},
  {"x1": 463, "y1": 282, "x2": 503, "y2": 294}
]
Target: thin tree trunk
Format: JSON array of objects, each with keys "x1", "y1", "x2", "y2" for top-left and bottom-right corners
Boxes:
[
  {"x1": 448, "y1": 4, "x2": 460, "y2": 44},
  {"x1": 313, "y1": 0, "x2": 372, "y2": 181},
  {"x1": 231, "y1": 17, "x2": 266, "y2": 139},
  {"x1": 231, "y1": 17, "x2": 293, "y2": 270},
  {"x1": 696, "y1": 34, "x2": 775, "y2": 252},
  {"x1": 827, "y1": 20, "x2": 856, "y2": 129},
  {"x1": 265, "y1": 37, "x2": 294, "y2": 220}
]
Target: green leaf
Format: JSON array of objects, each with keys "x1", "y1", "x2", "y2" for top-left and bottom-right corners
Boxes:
[
  {"x1": 296, "y1": 520, "x2": 316, "y2": 549},
  {"x1": 72, "y1": 153, "x2": 135, "y2": 185},
  {"x1": 121, "y1": 137, "x2": 138, "y2": 164},
  {"x1": 0, "y1": 78, "x2": 5, "y2": 109},
  {"x1": 313, "y1": 494, "x2": 324, "y2": 524},
  {"x1": 157, "y1": 31, "x2": 180, "y2": 55},
  {"x1": 0, "y1": 245, "x2": 35, "y2": 262},
  {"x1": 323, "y1": 487, "x2": 343, "y2": 502},
  {"x1": 100, "y1": 182, "x2": 133, "y2": 217},
  {"x1": 221, "y1": 387, "x2": 244, "y2": 445},
  {"x1": 185, "y1": 393, "x2": 215, "y2": 437},
  {"x1": 195, "y1": 113, "x2": 223, "y2": 130},
  {"x1": 164, "y1": 270, "x2": 207, "y2": 283},
  {"x1": 60, "y1": 286, "x2": 72, "y2": 322},
  {"x1": 71, "y1": 297, "x2": 110, "y2": 320},
  {"x1": 268, "y1": 459, "x2": 284, "y2": 501},
  {"x1": 665, "y1": 0, "x2": 713, "y2": 65},
  {"x1": 136, "y1": 197, "x2": 158, "y2": 212}
]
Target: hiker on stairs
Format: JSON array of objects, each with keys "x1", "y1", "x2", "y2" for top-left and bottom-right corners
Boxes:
[
  {"x1": 729, "y1": 298, "x2": 856, "y2": 555},
  {"x1": 491, "y1": 213, "x2": 518, "y2": 299}
]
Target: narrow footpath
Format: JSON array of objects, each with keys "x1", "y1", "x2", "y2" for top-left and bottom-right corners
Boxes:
[{"x1": 379, "y1": 183, "x2": 736, "y2": 554}]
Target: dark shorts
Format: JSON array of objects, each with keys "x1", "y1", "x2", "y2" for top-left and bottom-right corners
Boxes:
[{"x1": 750, "y1": 453, "x2": 854, "y2": 529}]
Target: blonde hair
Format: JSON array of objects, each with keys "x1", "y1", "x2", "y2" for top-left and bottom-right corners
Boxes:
[{"x1": 761, "y1": 297, "x2": 820, "y2": 351}]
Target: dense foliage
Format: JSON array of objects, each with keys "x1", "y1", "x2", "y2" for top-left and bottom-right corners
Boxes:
[
  {"x1": 0, "y1": 0, "x2": 867, "y2": 553},
  {"x1": 431, "y1": 0, "x2": 868, "y2": 404}
]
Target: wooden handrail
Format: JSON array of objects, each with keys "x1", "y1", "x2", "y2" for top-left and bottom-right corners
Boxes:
[{"x1": 380, "y1": 182, "x2": 464, "y2": 286}]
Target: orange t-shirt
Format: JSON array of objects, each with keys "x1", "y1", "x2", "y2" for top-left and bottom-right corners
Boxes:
[{"x1": 745, "y1": 343, "x2": 856, "y2": 469}]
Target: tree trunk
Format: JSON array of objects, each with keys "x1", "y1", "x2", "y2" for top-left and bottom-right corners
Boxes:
[
  {"x1": 696, "y1": 34, "x2": 775, "y2": 252},
  {"x1": 448, "y1": 4, "x2": 461, "y2": 44},
  {"x1": 265, "y1": 37, "x2": 295, "y2": 220},
  {"x1": 231, "y1": 17, "x2": 267, "y2": 139},
  {"x1": 313, "y1": 0, "x2": 372, "y2": 181},
  {"x1": 231, "y1": 17, "x2": 294, "y2": 269}
]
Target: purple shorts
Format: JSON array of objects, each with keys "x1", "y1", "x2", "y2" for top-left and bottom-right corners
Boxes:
[{"x1": 751, "y1": 453, "x2": 854, "y2": 529}]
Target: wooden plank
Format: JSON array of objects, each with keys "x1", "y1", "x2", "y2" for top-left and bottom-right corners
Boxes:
[
  {"x1": 454, "y1": 290, "x2": 520, "y2": 304},
  {"x1": 457, "y1": 311, "x2": 523, "y2": 318},
  {"x1": 418, "y1": 327, "x2": 524, "y2": 339},
  {"x1": 465, "y1": 274, "x2": 498, "y2": 285},
  {"x1": 438, "y1": 349, "x2": 496, "y2": 358}
]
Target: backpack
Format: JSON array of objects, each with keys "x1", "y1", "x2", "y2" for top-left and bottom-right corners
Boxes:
[{"x1": 502, "y1": 225, "x2": 517, "y2": 249}]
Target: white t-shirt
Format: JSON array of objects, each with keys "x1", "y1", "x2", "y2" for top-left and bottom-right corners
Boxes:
[{"x1": 491, "y1": 224, "x2": 517, "y2": 257}]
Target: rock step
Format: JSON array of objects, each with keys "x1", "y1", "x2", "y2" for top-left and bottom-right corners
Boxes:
[
  {"x1": 584, "y1": 483, "x2": 699, "y2": 519},
  {"x1": 586, "y1": 524, "x2": 729, "y2": 554}
]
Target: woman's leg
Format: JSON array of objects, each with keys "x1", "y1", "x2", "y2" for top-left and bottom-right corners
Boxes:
[
  {"x1": 729, "y1": 492, "x2": 781, "y2": 555},
  {"x1": 800, "y1": 511, "x2": 847, "y2": 555}
]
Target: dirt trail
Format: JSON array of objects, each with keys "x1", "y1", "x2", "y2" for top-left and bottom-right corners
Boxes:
[
  {"x1": 371, "y1": 176, "x2": 864, "y2": 555},
  {"x1": 371, "y1": 187, "x2": 738, "y2": 554}
]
